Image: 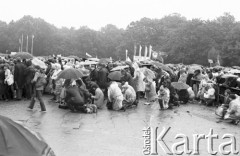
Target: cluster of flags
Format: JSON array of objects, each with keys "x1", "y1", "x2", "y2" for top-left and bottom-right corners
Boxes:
[{"x1": 19, "y1": 34, "x2": 34, "y2": 54}]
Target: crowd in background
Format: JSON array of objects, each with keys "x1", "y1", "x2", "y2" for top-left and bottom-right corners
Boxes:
[{"x1": 0, "y1": 55, "x2": 240, "y2": 125}]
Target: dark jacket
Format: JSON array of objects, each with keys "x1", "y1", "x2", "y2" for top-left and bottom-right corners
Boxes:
[
  {"x1": 14, "y1": 62, "x2": 27, "y2": 89},
  {"x1": 24, "y1": 65, "x2": 36, "y2": 84},
  {"x1": 97, "y1": 67, "x2": 109, "y2": 89}
]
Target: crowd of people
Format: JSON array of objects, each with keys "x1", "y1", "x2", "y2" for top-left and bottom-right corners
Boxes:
[{"x1": 0, "y1": 55, "x2": 239, "y2": 125}]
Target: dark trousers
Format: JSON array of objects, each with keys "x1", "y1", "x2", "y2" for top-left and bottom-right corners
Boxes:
[
  {"x1": 6, "y1": 85, "x2": 15, "y2": 100},
  {"x1": 16, "y1": 88, "x2": 23, "y2": 100},
  {"x1": 25, "y1": 83, "x2": 33, "y2": 99},
  {"x1": 29, "y1": 90, "x2": 46, "y2": 111}
]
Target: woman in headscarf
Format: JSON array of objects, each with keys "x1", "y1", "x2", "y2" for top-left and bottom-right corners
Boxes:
[
  {"x1": 91, "y1": 83, "x2": 105, "y2": 109},
  {"x1": 122, "y1": 82, "x2": 137, "y2": 109},
  {"x1": 178, "y1": 68, "x2": 187, "y2": 83},
  {"x1": 107, "y1": 81, "x2": 123, "y2": 110}
]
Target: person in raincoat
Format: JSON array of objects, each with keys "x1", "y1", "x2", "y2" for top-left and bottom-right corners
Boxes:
[
  {"x1": 132, "y1": 65, "x2": 145, "y2": 104},
  {"x1": 144, "y1": 77, "x2": 158, "y2": 105},
  {"x1": 51, "y1": 63, "x2": 63, "y2": 103},
  {"x1": 122, "y1": 82, "x2": 137, "y2": 109},
  {"x1": 107, "y1": 81, "x2": 123, "y2": 110}
]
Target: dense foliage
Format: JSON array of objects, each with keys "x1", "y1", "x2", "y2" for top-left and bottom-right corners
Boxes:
[{"x1": 0, "y1": 13, "x2": 240, "y2": 66}]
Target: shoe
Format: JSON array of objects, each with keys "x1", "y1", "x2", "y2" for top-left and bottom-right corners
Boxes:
[
  {"x1": 27, "y1": 107, "x2": 33, "y2": 110},
  {"x1": 144, "y1": 102, "x2": 150, "y2": 105},
  {"x1": 40, "y1": 110, "x2": 47, "y2": 112},
  {"x1": 120, "y1": 107, "x2": 126, "y2": 112}
]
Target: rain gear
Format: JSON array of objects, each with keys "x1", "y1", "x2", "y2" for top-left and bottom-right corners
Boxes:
[{"x1": 108, "y1": 82, "x2": 123, "y2": 110}]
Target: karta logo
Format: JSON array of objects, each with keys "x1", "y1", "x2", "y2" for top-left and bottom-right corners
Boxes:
[{"x1": 142, "y1": 127, "x2": 239, "y2": 155}]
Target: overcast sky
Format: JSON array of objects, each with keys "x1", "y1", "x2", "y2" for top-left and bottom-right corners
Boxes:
[{"x1": 1, "y1": 0, "x2": 239, "y2": 30}]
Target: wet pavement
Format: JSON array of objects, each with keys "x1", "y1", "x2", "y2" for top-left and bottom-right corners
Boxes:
[{"x1": 0, "y1": 96, "x2": 239, "y2": 156}]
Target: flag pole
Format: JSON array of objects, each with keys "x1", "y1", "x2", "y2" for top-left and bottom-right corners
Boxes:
[
  {"x1": 31, "y1": 35, "x2": 34, "y2": 55},
  {"x1": 26, "y1": 35, "x2": 28, "y2": 52},
  {"x1": 21, "y1": 34, "x2": 23, "y2": 52}
]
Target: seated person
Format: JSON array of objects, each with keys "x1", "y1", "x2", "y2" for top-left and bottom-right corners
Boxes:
[
  {"x1": 178, "y1": 89, "x2": 189, "y2": 104},
  {"x1": 122, "y1": 82, "x2": 137, "y2": 109},
  {"x1": 91, "y1": 84, "x2": 105, "y2": 109},
  {"x1": 203, "y1": 83, "x2": 215, "y2": 106},
  {"x1": 224, "y1": 94, "x2": 240, "y2": 125},
  {"x1": 165, "y1": 80, "x2": 179, "y2": 107},
  {"x1": 65, "y1": 85, "x2": 85, "y2": 112},
  {"x1": 158, "y1": 83, "x2": 170, "y2": 110},
  {"x1": 187, "y1": 87, "x2": 195, "y2": 101},
  {"x1": 107, "y1": 81, "x2": 123, "y2": 111}
]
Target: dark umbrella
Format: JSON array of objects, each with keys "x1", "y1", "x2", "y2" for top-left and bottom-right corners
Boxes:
[
  {"x1": 151, "y1": 61, "x2": 173, "y2": 73},
  {"x1": 12, "y1": 52, "x2": 33, "y2": 59},
  {"x1": 0, "y1": 115, "x2": 55, "y2": 156},
  {"x1": 57, "y1": 68, "x2": 84, "y2": 79},
  {"x1": 108, "y1": 71, "x2": 122, "y2": 81},
  {"x1": 171, "y1": 82, "x2": 190, "y2": 90}
]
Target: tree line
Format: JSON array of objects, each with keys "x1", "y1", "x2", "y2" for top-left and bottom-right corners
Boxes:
[{"x1": 0, "y1": 13, "x2": 240, "y2": 66}]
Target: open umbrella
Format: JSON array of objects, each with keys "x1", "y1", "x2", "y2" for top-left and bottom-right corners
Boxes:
[
  {"x1": 0, "y1": 115, "x2": 55, "y2": 156},
  {"x1": 140, "y1": 67, "x2": 155, "y2": 79},
  {"x1": 12, "y1": 52, "x2": 33, "y2": 59},
  {"x1": 171, "y1": 82, "x2": 190, "y2": 90},
  {"x1": 151, "y1": 61, "x2": 173, "y2": 73},
  {"x1": 32, "y1": 58, "x2": 47, "y2": 69},
  {"x1": 111, "y1": 65, "x2": 129, "y2": 71},
  {"x1": 57, "y1": 68, "x2": 84, "y2": 79},
  {"x1": 108, "y1": 71, "x2": 122, "y2": 81},
  {"x1": 213, "y1": 65, "x2": 223, "y2": 70}
]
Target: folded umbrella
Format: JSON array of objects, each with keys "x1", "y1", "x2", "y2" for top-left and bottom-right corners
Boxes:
[
  {"x1": 57, "y1": 68, "x2": 84, "y2": 79},
  {"x1": 0, "y1": 115, "x2": 55, "y2": 156},
  {"x1": 171, "y1": 82, "x2": 190, "y2": 90},
  {"x1": 108, "y1": 71, "x2": 122, "y2": 81}
]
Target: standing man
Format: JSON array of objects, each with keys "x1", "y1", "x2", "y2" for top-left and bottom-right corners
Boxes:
[{"x1": 14, "y1": 57, "x2": 27, "y2": 100}]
